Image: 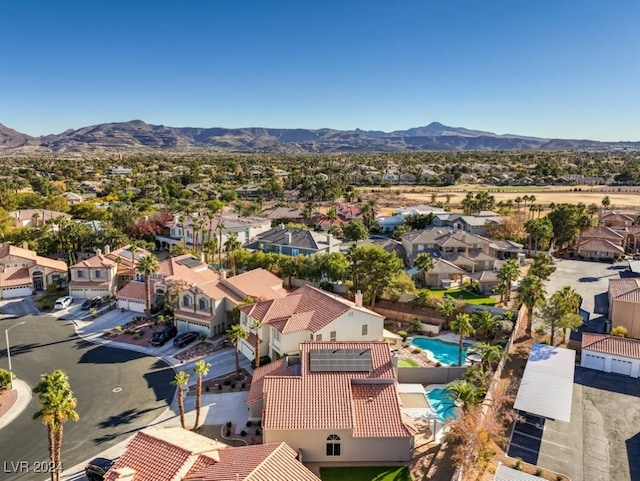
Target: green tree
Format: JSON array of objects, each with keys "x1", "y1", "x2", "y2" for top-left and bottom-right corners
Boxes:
[
  {"x1": 447, "y1": 379, "x2": 482, "y2": 410},
  {"x1": 472, "y1": 310, "x2": 501, "y2": 339},
  {"x1": 497, "y1": 259, "x2": 520, "y2": 304},
  {"x1": 610, "y1": 326, "x2": 627, "y2": 337},
  {"x1": 33, "y1": 370, "x2": 80, "y2": 481},
  {"x1": 548, "y1": 203, "x2": 582, "y2": 250},
  {"x1": 171, "y1": 371, "x2": 190, "y2": 429},
  {"x1": 438, "y1": 300, "x2": 458, "y2": 328},
  {"x1": 249, "y1": 320, "x2": 263, "y2": 367},
  {"x1": 193, "y1": 360, "x2": 211, "y2": 430},
  {"x1": 347, "y1": 245, "x2": 403, "y2": 307},
  {"x1": 516, "y1": 274, "x2": 546, "y2": 337},
  {"x1": 227, "y1": 324, "x2": 249, "y2": 376},
  {"x1": 137, "y1": 254, "x2": 160, "y2": 319},
  {"x1": 451, "y1": 313, "x2": 475, "y2": 366},
  {"x1": 224, "y1": 232, "x2": 242, "y2": 276},
  {"x1": 342, "y1": 219, "x2": 369, "y2": 242},
  {"x1": 553, "y1": 286, "x2": 583, "y2": 343},
  {"x1": 414, "y1": 252, "x2": 435, "y2": 288},
  {"x1": 529, "y1": 253, "x2": 556, "y2": 280},
  {"x1": 470, "y1": 342, "x2": 506, "y2": 371}
]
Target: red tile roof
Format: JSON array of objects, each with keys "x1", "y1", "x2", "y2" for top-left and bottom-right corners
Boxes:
[
  {"x1": 261, "y1": 342, "x2": 413, "y2": 439},
  {"x1": 221, "y1": 268, "x2": 287, "y2": 302},
  {"x1": 609, "y1": 278, "x2": 640, "y2": 301},
  {"x1": 247, "y1": 358, "x2": 298, "y2": 404},
  {"x1": 582, "y1": 333, "x2": 640, "y2": 360},
  {"x1": 0, "y1": 267, "x2": 31, "y2": 287},
  {"x1": 116, "y1": 280, "x2": 149, "y2": 301},
  {"x1": 578, "y1": 238, "x2": 625, "y2": 254},
  {"x1": 581, "y1": 226, "x2": 625, "y2": 241},
  {"x1": 0, "y1": 242, "x2": 67, "y2": 272},
  {"x1": 74, "y1": 254, "x2": 116, "y2": 268}
]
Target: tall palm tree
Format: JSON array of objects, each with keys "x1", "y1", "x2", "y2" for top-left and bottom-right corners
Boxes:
[
  {"x1": 224, "y1": 232, "x2": 242, "y2": 276},
  {"x1": 414, "y1": 252, "x2": 435, "y2": 288},
  {"x1": 193, "y1": 360, "x2": 211, "y2": 430},
  {"x1": 137, "y1": 254, "x2": 160, "y2": 320},
  {"x1": 172, "y1": 371, "x2": 190, "y2": 429},
  {"x1": 437, "y1": 300, "x2": 457, "y2": 330},
  {"x1": 497, "y1": 259, "x2": 521, "y2": 304},
  {"x1": 227, "y1": 324, "x2": 248, "y2": 376},
  {"x1": 249, "y1": 319, "x2": 263, "y2": 367},
  {"x1": 516, "y1": 274, "x2": 546, "y2": 337},
  {"x1": 470, "y1": 342, "x2": 506, "y2": 370},
  {"x1": 33, "y1": 370, "x2": 79, "y2": 481},
  {"x1": 514, "y1": 196, "x2": 522, "y2": 212},
  {"x1": 472, "y1": 310, "x2": 501, "y2": 339},
  {"x1": 217, "y1": 221, "x2": 226, "y2": 269},
  {"x1": 450, "y1": 313, "x2": 475, "y2": 366}
]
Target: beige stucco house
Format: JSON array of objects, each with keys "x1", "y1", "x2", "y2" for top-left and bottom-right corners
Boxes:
[
  {"x1": 608, "y1": 278, "x2": 640, "y2": 339},
  {"x1": 0, "y1": 243, "x2": 68, "y2": 298}
]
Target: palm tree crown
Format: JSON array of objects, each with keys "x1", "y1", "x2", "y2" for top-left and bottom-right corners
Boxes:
[{"x1": 137, "y1": 254, "x2": 160, "y2": 319}]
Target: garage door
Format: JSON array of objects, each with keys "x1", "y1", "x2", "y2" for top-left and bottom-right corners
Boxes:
[
  {"x1": 611, "y1": 358, "x2": 632, "y2": 376},
  {"x1": 583, "y1": 352, "x2": 605, "y2": 371}
]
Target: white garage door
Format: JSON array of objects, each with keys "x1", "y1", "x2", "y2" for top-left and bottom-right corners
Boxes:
[
  {"x1": 611, "y1": 358, "x2": 632, "y2": 376},
  {"x1": 583, "y1": 352, "x2": 605, "y2": 371}
]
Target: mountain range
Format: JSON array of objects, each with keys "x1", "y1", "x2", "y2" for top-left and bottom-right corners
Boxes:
[{"x1": 1, "y1": 120, "x2": 638, "y2": 154}]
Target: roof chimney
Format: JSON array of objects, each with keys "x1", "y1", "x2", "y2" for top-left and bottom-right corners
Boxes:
[
  {"x1": 104, "y1": 245, "x2": 111, "y2": 255},
  {"x1": 22, "y1": 241, "x2": 29, "y2": 250},
  {"x1": 277, "y1": 223, "x2": 285, "y2": 230},
  {"x1": 284, "y1": 232, "x2": 292, "y2": 245},
  {"x1": 220, "y1": 269, "x2": 227, "y2": 280},
  {"x1": 96, "y1": 248, "x2": 102, "y2": 256},
  {"x1": 355, "y1": 290, "x2": 363, "y2": 307}
]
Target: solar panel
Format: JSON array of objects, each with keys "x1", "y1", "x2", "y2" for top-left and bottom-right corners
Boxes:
[
  {"x1": 309, "y1": 348, "x2": 373, "y2": 372},
  {"x1": 176, "y1": 257, "x2": 203, "y2": 268}
]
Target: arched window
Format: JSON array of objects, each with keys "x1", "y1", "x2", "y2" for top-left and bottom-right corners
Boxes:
[
  {"x1": 199, "y1": 298, "x2": 208, "y2": 310},
  {"x1": 326, "y1": 434, "x2": 341, "y2": 456}
]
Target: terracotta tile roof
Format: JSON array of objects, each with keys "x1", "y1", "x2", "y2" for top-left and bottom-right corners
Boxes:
[
  {"x1": 103, "y1": 428, "x2": 221, "y2": 481},
  {"x1": 580, "y1": 226, "x2": 625, "y2": 241},
  {"x1": 240, "y1": 285, "x2": 381, "y2": 334},
  {"x1": 185, "y1": 442, "x2": 321, "y2": 481},
  {"x1": 430, "y1": 258, "x2": 468, "y2": 275},
  {"x1": 609, "y1": 278, "x2": 640, "y2": 300},
  {"x1": 0, "y1": 267, "x2": 31, "y2": 287},
  {"x1": 106, "y1": 244, "x2": 153, "y2": 267},
  {"x1": 247, "y1": 358, "x2": 298, "y2": 404},
  {"x1": 0, "y1": 243, "x2": 67, "y2": 272},
  {"x1": 116, "y1": 280, "x2": 149, "y2": 301},
  {"x1": 578, "y1": 238, "x2": 625, "y2": 254},
  {"x1": 73, "y1": 254, "x2": 116, "y2": 268},
  {"x1": 582, "y1": 333, "x2": 640, "y2": 360},
  {"x1": 221, "y1": 268, "x2": 287, "y2": 302},
  {"x1": 261, "y1": 342, "x2": 413, "y2": 439}
]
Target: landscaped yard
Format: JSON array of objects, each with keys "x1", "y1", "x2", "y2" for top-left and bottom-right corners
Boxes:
[
  {"x1": 429, "y1": 288, "x2": 497, "y2": 305},
  {"x1": 398, "y1": 358, "x2": 418, "y2": 367},
  {"x1": 320, "y1": 466, "x2": 412, "y2": 481}
]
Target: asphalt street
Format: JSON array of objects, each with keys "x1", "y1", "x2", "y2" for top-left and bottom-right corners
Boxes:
[{"x1": 0, "y1": 315, "x2": 175, "y2": 481}]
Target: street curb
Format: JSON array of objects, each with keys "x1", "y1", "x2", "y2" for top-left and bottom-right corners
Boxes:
[{"x1": 0, "y1": 379, "x2": 32, "y2": 430}]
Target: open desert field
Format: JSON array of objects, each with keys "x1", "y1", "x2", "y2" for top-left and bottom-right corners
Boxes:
[{"x1": 360, "y1": 184, "x2": 640, "y2": 214}]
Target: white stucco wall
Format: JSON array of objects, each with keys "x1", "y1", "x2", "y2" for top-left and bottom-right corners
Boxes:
[{"x1": 581, "y1": 349, "x2": 640, "y2": 378}]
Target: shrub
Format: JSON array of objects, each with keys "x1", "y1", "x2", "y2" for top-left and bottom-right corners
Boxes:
[
  {"x1": 240, "y1": 430, "x2": 247, "y2": 437},
  {"x1": 125, "y1": 329, "x2": 135, "y2": 335},
  {"x1": 225, "y1": 429, "x2": 231, "y2": 437},
  {"x1": 398, "y1": 330, "x2": 408, "y2": 341},
  {"x1": 411, "y1": 318, "x2": 422, "y2": 333},
  {"x1": 610, "y1": 326, "x2": 627, "y2": 338},
  {"x1": 512, "y1": 459, "x2": 523, "y2": 471},
  {"x1": 226, "y1": 421, "x2": 232, "y2": 428},
  {"x1": 0, "y1": 369, "x2": 14, "y2": 390},
  {"x1": 218, "y1": 384, "x2": 222, "y2": 391},
  {"x1": 535, "y1": 326, "x2": 546, "y2": 336},
  {"x1": 241, "y1": 381, "x2": 246, "y2": 389},
  {"x1": 535, "y1": 468, "x2": 543, "y2": 476},
  {"x1": 114, "y1": 325, "x2": 122, "y2": 332},
  {"x1": 246, "y1": 420, "x2": 252, "y2": 427},
  {"x1": 230, "y1": 382, "x2": 236, "y2": 389},
  {"x1": 412, "y1": 347, "x2": 422, "y2": 354},
  {"x1": 224, "y1": 379, "x2": 232, "y2": 386},
  {"x1": 255, "y1": 427, "x2": 261, "y2": 435}
]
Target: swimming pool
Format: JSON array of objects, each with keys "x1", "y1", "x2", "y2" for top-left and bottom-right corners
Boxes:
[
  {"x1": 411, "y1": 337, "x2": 473, "y2": 365},
  {"x1": 426, "y1": 387, "x2": 457, "y2": 422}
]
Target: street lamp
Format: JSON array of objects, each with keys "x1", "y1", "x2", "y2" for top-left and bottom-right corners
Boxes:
[{"x1": 5, "y1": 321, "x2": 26, "y2": 390}]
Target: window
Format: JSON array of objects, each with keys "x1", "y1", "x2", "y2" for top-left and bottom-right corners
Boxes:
[
  {"x1": 273, "y1": 329, "x2": 281, "y2": 342},
  {"x1": 77, "y1": 270, "x2": 84, "y2": 279},
  {"x1": 310, "y1": 333, "x2": 314, "y2": 341},
  {"x1": 330, "y1": 331, "x2": 337, "y2": 341},
  {"x1": 291, "y1": 248, "x2": 299, "y2": 256},
  {"x1": 183, "y1": 295, "x2": 192, "y2": 307},
  {"x1": 316, "y1": 333, "x2": 322, "y2": 341},
  {"x1": 199, "y1": 298, "x2": 208, "y2": 310},
  {"x1": 417, "y1": 245, "x2": 424, "y2": 252},
  {"x1": 95, "y1": 270, "x2": 102, "y2": 279},
  {"x1": 362, "y1": 324, "x2": 368, "y2": 336},
  {"x1": 326, "y1": 435, "x2": 341, "y2": 456}
]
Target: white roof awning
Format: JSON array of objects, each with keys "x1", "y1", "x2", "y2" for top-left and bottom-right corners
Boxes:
[{"x1": 513, "y1": 343, "x2": 575, "y2": 423}]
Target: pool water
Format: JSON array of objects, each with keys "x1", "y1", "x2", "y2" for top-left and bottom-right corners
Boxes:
[
  {"x1": 411, "y1": 337, "x2": 472, "y2": 365},
  {"x1": 426, "y1": 388, "x2": 457, "y2": 422}
]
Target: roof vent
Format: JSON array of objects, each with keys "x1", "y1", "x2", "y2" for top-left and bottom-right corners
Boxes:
[{"x1": 367, "y1": 396, "x2": 374, "y2": 403}]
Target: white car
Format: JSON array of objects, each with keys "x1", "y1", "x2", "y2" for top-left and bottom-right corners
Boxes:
[{"x1": 53, "y1": 296, "x2": 73, "y2": 310}]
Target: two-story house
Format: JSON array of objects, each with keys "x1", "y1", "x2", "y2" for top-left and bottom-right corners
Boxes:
[
  {"x1": 238, "y1": 285, "x2": 384, "y2": 362},
  {"x1": 575, "y1": 226, "x2": 625, "y2": 261},
  {"x1": 432, "y1": 211, "x2": 503, "y2": 236},
  {"x1": 245, "y1": 227, "x2": 341, "y2": 257},
  {"x1": 0, "y1": 243, "x2": 68, "y2": 299},
  {"x1": 248, "y1": 341, "x2": 415, "y2": 463}
]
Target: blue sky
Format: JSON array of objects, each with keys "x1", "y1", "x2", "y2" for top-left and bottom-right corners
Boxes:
[{"x1": 1, "y1": 1, "x2": 638, "y2": 140}]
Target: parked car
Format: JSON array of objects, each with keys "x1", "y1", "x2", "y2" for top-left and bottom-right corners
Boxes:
[
  {"x1": 150, "y1": 324, "x2": 178, "y2": 347},
  {"x1": 173, "y1": 331, "x2": 199, "y2": 348},
  {"x1": 85, "y1": 457, "x2": 114, "y2": 481},
  {"x1": 81, "y1": 296, "x2": 103, "y2": 310},
  {"x1": 53, "y1": 296, "x2": 73, "y2": 309}
]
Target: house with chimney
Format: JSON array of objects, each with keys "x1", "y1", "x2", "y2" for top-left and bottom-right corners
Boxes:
[
  {"x1": 68, "y1": 245, "x2": 152, "y2": 300},
  {"x1": 0, "y1": 243, "x2": 68, "y2": 299},
  {"x1": 248, "y1": 341, "x2": 415, "y2": 463},
  {"x1": 245, "y1": 227, "x2": 341, "y2": 257},
  {"x1": 237, "y1": 285, "x2": 384, "y2": 362}
]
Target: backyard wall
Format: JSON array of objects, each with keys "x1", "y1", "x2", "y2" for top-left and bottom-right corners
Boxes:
[
  {"x1": 397, "y1": 366, "x2": 467, "y2": 384},
  {"x1": 372, "y1": 305, "x2": 444, "y2": 329}
]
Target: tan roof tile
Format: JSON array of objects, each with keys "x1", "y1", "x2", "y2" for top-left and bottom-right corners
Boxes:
[
  {"x1": 582, "y1": 333, "x2": 640, "y2": 360},
  {"x1": 578, "y1": 238, "x2": 625, "y2": 254},
  {"x1": 221, "y1": 268, "x2": 287, "y2": 301},
  {"x1": 247, "y1": 358, "x2": 297, "y2": 404},
  {"x1": 116, "y1": 280, "x2": 148, "y2": 301},
  {"x1": 609, "y1": 278, "x2": 640, "y2": 299},
  {"x1": 0, "y1": 267, "x2": 31, "y2": 287}
]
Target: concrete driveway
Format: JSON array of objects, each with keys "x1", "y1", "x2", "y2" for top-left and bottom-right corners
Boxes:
[{"x1": 0, "y1": 297, "x2": 39, "y2": 317}]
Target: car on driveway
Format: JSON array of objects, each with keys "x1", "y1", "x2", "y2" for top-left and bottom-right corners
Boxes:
[
  {"x1": 150, "y1": 324, "x2": 178, "y2": 346},
  {"x1": 173, "y1": 331, "x2": 199, "y2": 348},
  {"x1": 85, "y1": 457, "x2": 115, "y2": 481},
  {"x1": 81, "y1": 296, "x2": 103, "y2": 310},
  {"x1": 53, "y1": 296, "x2": 73, "y2": 309}
]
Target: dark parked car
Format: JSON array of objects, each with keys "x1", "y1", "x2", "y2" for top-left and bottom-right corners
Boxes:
[
  {"x1": 81, "y1": 296, "x2": 103, "y2": 310},
  {"x1": 85, "y1": 457, "x2": 114, "y2": 481},
  {"x1": 173, "y1": 331, "x2": 199, "y2": 348},
  {"x1": 150, "y1": 324, "x2": 178, "y2": 346}
]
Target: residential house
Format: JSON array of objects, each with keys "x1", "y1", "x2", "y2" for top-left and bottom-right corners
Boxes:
[
  {"x1": 235, "y1": 184, "x2": 263, "y2": 198},
  {"x1": 250, "y1": 341, "x2": 415, "y2": 462},
  {"x1": 0, "y1": 243, "x2": 67, "y2": 299},
  {"x1": 9, "y1": 209, "x2": 71, "y2": 229},
  {"x1": 408, "y1": 258, "x2": 468, "y2": 288},
  {"x1": 488, "y1": 239, "x2": 525, "y2": 260},
  {"x1": 245, "y1": 227, "x2": 340, "y2": 257},
  {"x1": 238, "y1": 285, "x2": 384, "y2": 362},
  {"x1": 69, "y1": 245, "x2": 152, "y2": 300},
  {"x1": 433, "y1": 211, "x2": 503, "y2": 236},
  {"x1": 576, "y1": 226, "x2": 625, "y2": 261},
  {"x1": 104, "y1": 427, "x2": 320, "y2": 481},
  {"x1": 581, "y1": 333, "x2": 640, "y2": 378},
  {"x1": 61, "y1": 192, "x2": 84, "y2": 205},
  {"x1": 106, "y1": 165, "x2": 133, "y2": 175},
  {"x1": 262, "y1": 206, "x2": 305, "y2": 224},
  {"x1": 599, "y1": 211, "x2": 636, "y2": 228},
  {"x1": 376, "y1": 204, "x2": 448, "y2": 232},
  {"x1": 608, "y1": 278, "x2": 640, "y2": 339}
]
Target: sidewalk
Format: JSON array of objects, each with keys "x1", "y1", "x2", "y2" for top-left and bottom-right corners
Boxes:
[{"x1": 0, "y1": 379, "x2": 31, "y2": 430}]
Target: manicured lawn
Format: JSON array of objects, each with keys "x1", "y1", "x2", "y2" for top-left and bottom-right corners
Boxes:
[
  {"x1": 398, "y1": 358, "x2": 418, "y2": 367},
  {"x1": 428, "y1": 288, "x2": 497, "y2": 306},
  {"x1": 320, "y1": 466, "x2": 412, "y2": 481}
]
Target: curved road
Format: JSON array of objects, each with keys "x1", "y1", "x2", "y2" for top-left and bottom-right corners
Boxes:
[{"x1": 0, "y1": 315, "x2": 175, "y2": 481}]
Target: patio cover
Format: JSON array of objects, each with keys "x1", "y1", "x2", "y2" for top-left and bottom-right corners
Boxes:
[
  {"x1": 513, "y1": 343, "x2": 575, "y2": 423},
  {"x1": 495, "y1": 464, "x2": 546, "y2": 481}
]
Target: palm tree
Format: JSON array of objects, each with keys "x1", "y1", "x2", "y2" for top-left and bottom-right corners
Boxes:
[
  {"x1": 601, "y1": 195, "x2": 611, "y2": 214},
  {"x1": 33, "y1": 370, "x2": 79, "y2": 481},
  {"x1": 172, "y1": 371, "x2": 190, "y2": 429},
  {"x1": 516, "y1": 274, "x2": 546, "y2": 337},
  {"x1": 437, "y1": 300, "x2": 457, "y2": 329},
  {"x1": 224, "y1": 232, "x2": 241, "y2": 276},
  {"x1": 447, "y1": 379, "x2": 482, "y2": 410},
  {"x1": 497, "y1": 259, "x2": 521, "y2": 304},
  {"x1": 472, "y1": 310, "x2": 501, "y2": 339},
  {"x1": 249, "y1": 320, "x2": 263, "y2": 367},
  {"x1": 414, "y1": 252, "x2": 435, "y2": 288},
  {"x1": 137, "y1": 254, "x2": 160, "y2": 320},
  {"x1": 217, "y1": 221, "x2": 226, "y2": 269},
  {"x1": 470, "y1": 342, "x2": 506, "y2": 370},
  {"x1": 227, "y1": 324, "x2": 248, "y2": 376},
  {"x1": 193, "y1": 360, "x2": 211, "y2": 430},
  {"x1": 553, "y1": 286, "x2": 582, "y2": 343},
  {"x1": 514, "y1": 196, "x2": 522, "y2": 212},
  {"x1": 450, "y1": 313, "x2": 475, "y2": 366}
]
